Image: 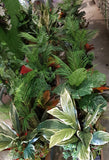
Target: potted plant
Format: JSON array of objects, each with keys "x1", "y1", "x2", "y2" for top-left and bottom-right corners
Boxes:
[{"x1": 0, "y1": 0, "x2": 109, "y2": 160}]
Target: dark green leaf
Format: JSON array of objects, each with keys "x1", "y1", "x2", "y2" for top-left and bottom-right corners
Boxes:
[
  {"x1": 24, "y1": 144, "x2": 35, "y2": 159},
  {"x1": 79, "y1": 94, "x2": 107, "y2": 113}
]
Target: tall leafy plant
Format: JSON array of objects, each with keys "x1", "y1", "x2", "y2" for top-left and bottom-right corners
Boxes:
[{"x1": 38, "y1": 89, "x2": 109, "y2": 160}]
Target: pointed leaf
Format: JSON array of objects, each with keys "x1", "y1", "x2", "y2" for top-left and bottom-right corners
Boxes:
[
  {"x1": 41, "y1": 129, "x2": 55, "y2": 141},
  {"x1": 88, "y1": 71, "x2": 106, "y2": 88},
  {"x1": 0, "y1": 122, "x2": 17, "y2": 139},
  {"x1": 47, "y1": 108, "x2": 77, "y2": 128},
  {"x1": 78, "y1": 142, "x2": 90, "y2": 160},
  {"x1": 91, "y1": 131, "x2": 109, "y2": 145},
  {"x1": 10, "y1": 104, "x2": 20, "y2": 134},
  {"x1": 37, "y1": 119, "x2": 71, "y2": 131},
  {"x1": 79, "y1": 94, "x2": 107, "y2": 113},
  {"x1": 84, "y1": 104, "x2": 101, "y2": 129},
  {"x1": 20, "y1": 32, "x2": 37, "y2": 43},
  {"x1": 77, "y1": 131, "x2": 92, "y2": 148},
  {"x1": 60, "y1": 89, "x2": 77, "y2": 118},
  {"x1": 58, "y1": 136, "x2": 79, "y2": 146},
  {"x1": 27, "y1": 128, "x2": 38, "y2": 141},
  {"x1": 49, "y1": 128, "x2": 76, "y2": 148},
  {"x1": 0, "y1": 134, "x2": 12, "y2": 151},
  {"x1": 24, "y1": 144, "x2": 35, "y2": 159},
  {"x1": 90, "y1": 151, "x2": 94, "y2": 160}
]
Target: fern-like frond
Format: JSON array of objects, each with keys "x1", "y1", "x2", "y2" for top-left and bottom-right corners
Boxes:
[
  {"x1": 53, "y1": 55, "x2": 72, "y2": 78},
  {"x1": 67, "y1": 49, "x2": 89, "y2": 71}
]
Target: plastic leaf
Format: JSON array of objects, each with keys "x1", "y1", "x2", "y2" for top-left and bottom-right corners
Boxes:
[
  {"x1": 91, "y1": 131, "x2": 109, "y2": 145},
  {"x1": 49, "y1": 128, "x2": 76, "y2": 148}
]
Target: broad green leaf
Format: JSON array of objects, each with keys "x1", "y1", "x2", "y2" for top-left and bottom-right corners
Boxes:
[
  {"x1": 0, "y1": 122, "x2": 17, "y2": 139},
  {"x1": 24, "y1": 143, "x2": 35, "y2": 159},
  {"x1": 37, "y1": 119, "x2": 71, "y2": 131},
  {"x1": 60, "y1": 89, "x2": 77, "y2": 117},
  {"x1": 0, "y1": 135, "x2": 12, "y2": 151},
  {"x1": 58, "y1": 136, "x2": 79, "y2": 146},
  {"x1": 77, "y1": 131, "x2": 92, "y2": 148},
  {"x1": 91, "y1": 131, "x2": 109, "y2": 145},
  {"x1": 71, "y1": 70, "x2": 106, "y2": 99},
  {"x1": 40, "y1": 129, "x2": 55, "y2": 141},
  {"x1": 79, "y1": 94, "x2": 107, "y2": 113},
  {"x1": 87, "y1": 70, "x2": 106, "y2": 88},
  {"x1": 71, "y1": 79, "x2": 93, "y2": 99},
  {"x1": 49, "y1": 128, "x2": 76, "y2": 148},
  {"x1": 77, "y1": 142, "x2": 90, "y2": 160},
  {"x1": 68, "y1": 68, "x2": 87, "y2": 87},
  {"x1": 20, "y1": 32, "x2": 37, "y2": 43},
  {"x1": 84, "y1": 104, "x2": 101, "y2": 129},
  {"x1": 47, "y1": 108, "x2": 77, "y2": 128},
  {"x1": 10, "y1": 104, "x2": 20, "y2": 134},
  {"x1": 60, "y1": 89, "x2": 79, "y2": 128}
]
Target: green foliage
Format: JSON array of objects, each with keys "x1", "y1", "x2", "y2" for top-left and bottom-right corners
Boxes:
[
  {"x1": 0, "y1": 135, "x2": 12, "y2": 151},
  {"x1": 10, "y1": 104, "x2": 20, "y2": 134},
  {"x1": 63, "y1": 143, "x2": 78, "y2": 160},
  {"x1": 0, "y1": 0, "x2": 108, "y2": 159},
  {"x1": 91, "y1": 131, "x2": 109, "y2": 145},
  {"x1": 24, "y1": 143, "x2": 35, "y2": 159},
  {"x1": 68, "y1": 68, "x2": 87, "y2": 87},
  {"x1": 71, "y1": 70, "x2": 106, "y2": 99},
  {"x1": 38, "y1": 89, "x2": 109, "y2": 160},
  {"x1": 0, "y1": 0, "x2": 24, "y2": 58},
  {"x1": 67, "y1": 49, "x2": 90, "y2": 71},
  {"x1": 79, "y1": 93, "x2": 107, "y2": 113}
]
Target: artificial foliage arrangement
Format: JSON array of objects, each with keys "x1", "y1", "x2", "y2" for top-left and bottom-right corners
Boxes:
[{"x1": 0, "y1": 0, "x2": 109, "y2": 160}]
